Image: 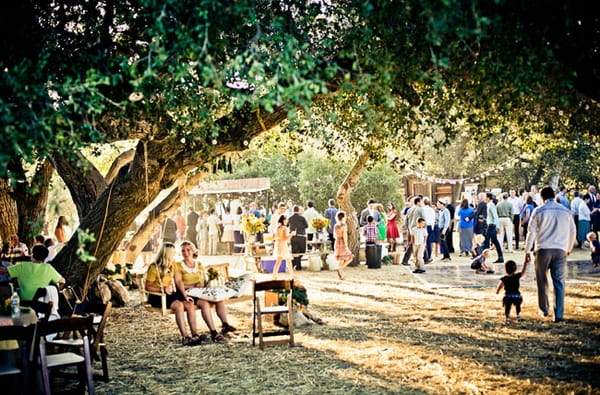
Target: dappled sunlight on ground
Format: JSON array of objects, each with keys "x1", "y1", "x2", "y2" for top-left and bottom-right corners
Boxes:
[{"x1": 97, "y1": 256, "x2": 599, "y2": 394}]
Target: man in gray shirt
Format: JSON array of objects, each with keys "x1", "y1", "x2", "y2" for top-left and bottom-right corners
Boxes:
[
  {"x1": 497, "y1": 192, "x2": 514, "y2": 253},
  {"x1": 524, "y1": 187, "x2": 576, "y2": 323}
]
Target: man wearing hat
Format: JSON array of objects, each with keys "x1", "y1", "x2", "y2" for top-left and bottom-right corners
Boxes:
[{"x1": 437, "y1": 200, "x2": 452, "y2": 261}]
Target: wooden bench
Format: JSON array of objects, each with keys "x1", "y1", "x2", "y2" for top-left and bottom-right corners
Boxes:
[{"x1": 139, "y1": 263, "x2": 252, "y2": 315}]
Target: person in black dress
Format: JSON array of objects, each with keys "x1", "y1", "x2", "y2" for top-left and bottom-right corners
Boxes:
[{"x1": 496, "y1": 259, "x2": 529, "y2": 324}]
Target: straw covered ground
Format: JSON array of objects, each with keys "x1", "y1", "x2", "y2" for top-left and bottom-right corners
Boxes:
[{"x1": 96, "y1": 259, "x2": 600, "y2": 395}]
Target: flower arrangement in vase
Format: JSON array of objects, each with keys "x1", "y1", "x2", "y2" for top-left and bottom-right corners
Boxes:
[
  {"x1": 206, "y1": 267, "x2": 219, "y2": 287},
  {"x1": 241, "y1": 213, "x2": 266, "y2": 234},
  {"x1": 311, "y1": 217, "x2": 329, "y2": 241}
]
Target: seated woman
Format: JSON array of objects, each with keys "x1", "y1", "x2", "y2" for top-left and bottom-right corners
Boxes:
[
  {"x1": 145, "y1": 242, "x2": 205, "y2": 346},
  {"x1": 175, "y1": 241, "x2": 236, "y2": 343}
]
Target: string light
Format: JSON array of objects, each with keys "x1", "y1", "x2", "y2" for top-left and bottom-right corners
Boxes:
[{"x1": 402, "y1": 158, "x2": 519, "y2": 185}]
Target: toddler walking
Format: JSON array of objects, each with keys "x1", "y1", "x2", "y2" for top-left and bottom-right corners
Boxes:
[
  {"x1": 586, "y1": 232, "x2": 600, "y2": 268},
  {"x1": 496, "y1": 259, "x2": 528, "y2": 324}
]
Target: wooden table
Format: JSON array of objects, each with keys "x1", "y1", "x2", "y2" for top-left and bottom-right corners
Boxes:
[{"x1": 234, "y1": 242, "x2": 273, "y2": 272}]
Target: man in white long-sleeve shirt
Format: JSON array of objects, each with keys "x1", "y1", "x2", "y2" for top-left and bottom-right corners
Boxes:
[{"x1": 524, "y1": 187, "x2": 576, "y2": 323}]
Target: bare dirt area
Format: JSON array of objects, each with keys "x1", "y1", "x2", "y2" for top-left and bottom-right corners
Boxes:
[{"x1": 97, "y1": 257, "x2": 600, "y2": 395}]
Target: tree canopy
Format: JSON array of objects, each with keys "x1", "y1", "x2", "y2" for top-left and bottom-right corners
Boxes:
[{"x1": 1, "y1": 0, "x2": 598, "y2": 288}]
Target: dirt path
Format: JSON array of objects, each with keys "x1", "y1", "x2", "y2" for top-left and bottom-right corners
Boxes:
[{"x1": 97, "y1": 259, "x2": 600, "y2": 395}]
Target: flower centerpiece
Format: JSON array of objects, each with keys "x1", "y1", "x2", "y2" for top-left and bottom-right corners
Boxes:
[
  {"x1": 241, "y1": 213, "x2": 266, "y2": 244},
  {"x1": 207, "y1": 267, "x2": 219, "y2": 284},
  {"x1": 311, "y1": 217, "x2": 329, "y2": 241},
  {"x1": 311, "y1": 217, "x2": 329, "y2": 232}
]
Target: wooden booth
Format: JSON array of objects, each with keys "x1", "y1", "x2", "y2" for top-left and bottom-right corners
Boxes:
[{"x1": 403, "y1": 175, "x2": 463, "y2": 205}]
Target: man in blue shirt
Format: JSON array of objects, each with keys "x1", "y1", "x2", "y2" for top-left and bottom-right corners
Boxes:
[
  {"x1": 557, "y1": 186, "x2": 570, "y2": 209},
  {"x1": 324, "y1": 199, "x2": 338, "y2": 249}
]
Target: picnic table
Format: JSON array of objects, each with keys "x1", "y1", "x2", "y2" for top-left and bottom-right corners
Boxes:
[{"x1": 234, "y1": 242, "x2": 273, "y2": 272}]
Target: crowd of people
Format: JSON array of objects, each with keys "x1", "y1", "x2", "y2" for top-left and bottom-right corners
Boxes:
[
  {"x1": 3, "y1": 183, "x2": 589, "y2": 341},
  {"x1": 401, "y1": 185, "x2": 587, "y2": 324},
  {"x1": 401, "y1": 185, "x2": 600, "y2": 268}
]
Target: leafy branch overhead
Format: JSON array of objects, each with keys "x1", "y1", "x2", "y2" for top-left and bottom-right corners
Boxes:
[
  {"x1": 2, "y1": 1, "x2": 597, "y2": 170},
  {"x1": 0, "y1": 0, "x2": 597, "y2": 288}
]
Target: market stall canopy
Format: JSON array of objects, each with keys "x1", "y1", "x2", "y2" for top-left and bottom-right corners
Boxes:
[{"x1": 189, "y1": 177, "x2": 271, "y2": 195}]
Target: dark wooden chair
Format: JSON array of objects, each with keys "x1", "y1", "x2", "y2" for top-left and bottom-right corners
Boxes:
[
  {"x1": 0, "y1": 324, "x2": 36, "y2": 394},
  {"x1": 49, "y1": 301, "x2": 112, "y2": 382},
  {"x1": 0, "y1": 281, "x2": 14, "y2": 299},
  {"x1": 252, "y1": 279, "x2": 295, "y2": 349},
  {"x1": 29, "y1": 300, "x2": 53, "y2": 325},
  {"x1": 34, "y1": 316, "x2": 95, "y2": 395}
]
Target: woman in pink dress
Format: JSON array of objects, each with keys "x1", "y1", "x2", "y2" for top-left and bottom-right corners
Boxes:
[
  {"x1": 386, "y1": 202, "x2": 400, "y2": 252},
  {"x1": 334, "y1": 211, "x2": 354, "y2": 280},
  {"x1": 272, "y1": 215, "x2": 296, "y2": 279}
]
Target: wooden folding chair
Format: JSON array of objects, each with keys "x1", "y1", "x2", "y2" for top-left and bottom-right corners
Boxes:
[
  {"x1": 0, "y1": 324, "x2": 36, "y2": 394},
  {"x1": 34, "y1": 316, "x2": 95, "y2": 395},
  {"x1": 252, "y1": 279, "x2": 295, "y2": 349},
  {"x1": 29, "y1": 300, "x2": 54, "y2": 324},
  {"x1": 49, "y1": 301, "x2": 112, "y2": 382}
]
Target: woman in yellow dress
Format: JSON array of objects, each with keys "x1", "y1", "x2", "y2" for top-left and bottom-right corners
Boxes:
[
  {"x1": 145, "y1": 242, "x2": 203, "y2": 346},
  {"x1": 175, "y1": 241, "x2": 235, "y2": 343}
]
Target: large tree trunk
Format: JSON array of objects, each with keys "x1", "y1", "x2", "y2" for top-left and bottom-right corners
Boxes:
[
  {"x1": 0, "y1": 177, "x2": 18, "y2": 241},
  {"x1": 50, "y1": 151, "x2": 107, "y2": 219},
  {"x1": 15, "y1": 159, "x2": 53, "y2": 246},
  {"x1": 52, "y1": 138, "x2": 184, "y2": 296},
  {"x1": 336, "y1": 151, "x2": 371, "y2": 266},
  {"x1": 52, "y1": 104, "x2": 288, "y2": 294},
  {"x1": 0, "y1": 160, "x2": 53, "y2": 244}
]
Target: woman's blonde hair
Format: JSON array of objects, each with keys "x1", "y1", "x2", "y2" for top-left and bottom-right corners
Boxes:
[
  {"x1": 152, "y1": 242, "x2": 177, "y2": 278},
  {"x1": 587, "y1": 232, "x2": 597, "y2": 241},
  {"x1": 180, "y1": 240, "x2": 198, "y2": 257}
]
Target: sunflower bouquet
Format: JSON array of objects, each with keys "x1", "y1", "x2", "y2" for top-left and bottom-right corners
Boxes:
[
  {"x1": 311, "y1": 217, "x2": 329, "y2": 232},
  {"x1": 241, "y1": 213, "x2": 266, "y2": 234}
]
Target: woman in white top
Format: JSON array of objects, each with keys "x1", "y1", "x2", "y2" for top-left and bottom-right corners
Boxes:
[
  {"x1": 221, "y1": 208, "x2": 234, "y2": 255},
  {"x1": 578, "y1": 194, "x2": 592, "y2": 247}
]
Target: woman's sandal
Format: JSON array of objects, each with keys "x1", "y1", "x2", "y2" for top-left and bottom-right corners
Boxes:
[
  {"x1": 336, "y1": 269, "x2": 343, "y2": 280},
  {"x1": 221, "y1": 323, "x2": 237, "y2": 335},
  {"x1": 190, "y1": 334, "x2": 209, "y2": 346},
  {"x1": 211, "y1": 330, "x2": 227, "y2": 343},
  {"x1": 181, "y1": 336, "x2": 193, "y2": 346}
]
